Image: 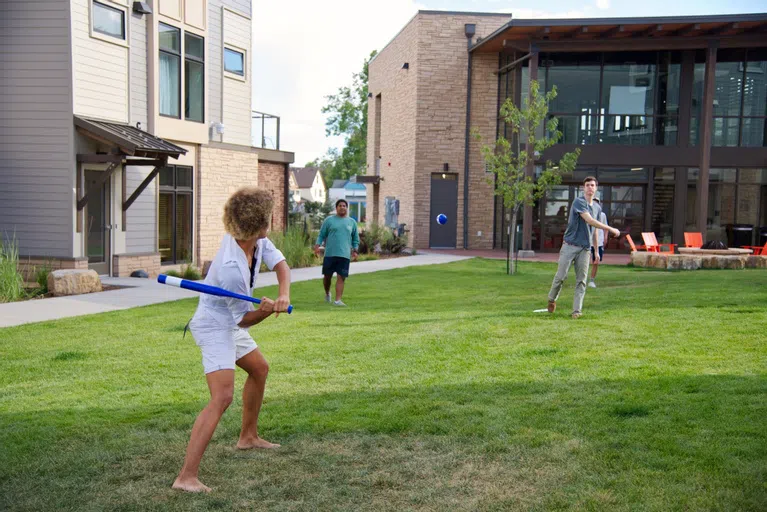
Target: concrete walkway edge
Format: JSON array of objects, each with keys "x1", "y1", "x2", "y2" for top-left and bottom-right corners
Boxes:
[{"x1": 0, "y1": 253, "x2": 472, "y2": 328}]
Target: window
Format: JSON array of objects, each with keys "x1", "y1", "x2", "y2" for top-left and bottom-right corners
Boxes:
[
  {"x1": 185, "y1": 33, "x2": 205, "y2": 122},
  {"x1": 93, "y1": 1, "x2": 125, "y2": 40},
  {"x1": 691, "y1": 48, "x2": 767, "y2": 147},
  {"x1": 159, "y1": 166, "x2": 194, "y2": 264},
  {"x1": 224, "y1": 47, "x2": 245, "y2": 76},
  {"x1": 159, "y1": 23, "x2": 181, "y2": 118},
  {"x1": 501, "y1": 51, "x2": 681, "y2": 146}
]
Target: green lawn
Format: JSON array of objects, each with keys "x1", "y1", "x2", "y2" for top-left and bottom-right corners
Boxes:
[{"x1": 1, "y1": 259, "x2": 766, "y2": 511}]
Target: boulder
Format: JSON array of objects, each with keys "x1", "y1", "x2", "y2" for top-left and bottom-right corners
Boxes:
[
  {"x1": 130, "y1": 269, "x2": 149, "y2": 278},
  {"x1": 746, "y1": 255, "x2": 767, "y2": 269},
  {"x1": 47, "y1": 269, "x2": 102, "y2": 296},
  {"x1": 666, "y1": 255, "x2": 702, "y2": 271}
]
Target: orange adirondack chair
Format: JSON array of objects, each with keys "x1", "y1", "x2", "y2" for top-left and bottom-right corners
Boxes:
[
  {"x1": 743, "y1": 241, "x2": 767, "y2": 255},
  {"x1": 625, "y1": 234, "x2": 646, "y2": 252},
  {"x1": 642, "y1": 232, "x2": 677, "y2": 253},
  {"x1": 684, "y1": 232, "x2": 703, "y2": 248}
]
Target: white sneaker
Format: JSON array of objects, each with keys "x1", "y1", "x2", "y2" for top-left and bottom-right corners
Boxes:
[
  {"x1": 588, "y1": 281, "x2": 597, "y2": 288},
  {"x1": 325, "y1": 293, "x2": 331, "y2": 303},
  {"x1": 333, "y1": 300, "x2": 347, "y2": 307}
]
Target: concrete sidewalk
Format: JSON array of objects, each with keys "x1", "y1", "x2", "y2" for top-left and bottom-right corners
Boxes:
[{"x1": 0, "y1": 253, "x2": 471, "y2": 328}]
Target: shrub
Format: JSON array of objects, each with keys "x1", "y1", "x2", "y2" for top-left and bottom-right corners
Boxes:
[
  {"x1": 0, "y1": 235, "x2": 26, "y2": 303},
  {"x1": 181, "y1": 264, "x2": 201, "y2": 280},
  {"x1": 164, "y1": 270, "x2": 182, "y2": 278},
  {"x1": 268, "y1": 226, "x2": 318, "y2": 269},
  {"x1": 35, "y1": 264, "x2": 52, "y2": 295}
]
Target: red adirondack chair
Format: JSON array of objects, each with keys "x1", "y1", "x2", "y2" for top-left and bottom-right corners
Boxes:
[
  {"x1": 743, "y1": 241, "x2": 767, "y2": 255},
  {"x1": 684, "y1": 232, "x2": 703, "y2": 248},
  {"x1": 642, "y1": 232, "x2": 677, "y2": 253},
  {"x1": 625, "y1": 234, "x2": 646, "y2": 252}
]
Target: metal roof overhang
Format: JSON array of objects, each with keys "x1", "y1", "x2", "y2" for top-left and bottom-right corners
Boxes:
[
  {"x1": 470, "y1": 13, "x2": 767, "y2": 54},
  {"x1": 74, "y1": 116, "x2": 188, "y2": 217},
  {"x1": 74, "y1": 116, "x2": 187, "y2": 159},
  {"x1": 350, "y1": 175, "x2": 382, "y2": 185}
]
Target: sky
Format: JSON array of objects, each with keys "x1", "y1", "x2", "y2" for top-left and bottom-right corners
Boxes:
[{"x1": 251, "y1": 0, "x2": 766, "y2": 166}]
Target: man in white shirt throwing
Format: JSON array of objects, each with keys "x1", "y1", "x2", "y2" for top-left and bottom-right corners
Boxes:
[
  {"x1": 173, "y1": 187, "x2": 291, "y2": 493},
  {"x1": 589, "y1": 197, "x2": 609, "y2": 288}
]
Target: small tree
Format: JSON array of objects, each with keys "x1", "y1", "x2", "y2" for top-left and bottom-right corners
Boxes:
[{"x1": 477, "y1": 80, "x2": 581, "y2": 275}]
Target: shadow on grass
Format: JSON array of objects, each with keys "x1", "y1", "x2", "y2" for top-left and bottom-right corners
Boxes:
[{"x1": 2, "y1": 375, "x2": 765, "y2": 510}]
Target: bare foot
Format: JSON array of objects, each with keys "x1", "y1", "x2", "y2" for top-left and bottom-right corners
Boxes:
[
  {"x1": 236, "y1": 437, "x2": 281, "y2": 450},
  {"x1": 172, "y1": 477, "x2": 212, "y2": 493}
]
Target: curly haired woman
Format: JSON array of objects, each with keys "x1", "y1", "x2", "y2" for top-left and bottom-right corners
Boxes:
[{"x1": 173, "y1": 187, "x2": 291, "y2": 493}]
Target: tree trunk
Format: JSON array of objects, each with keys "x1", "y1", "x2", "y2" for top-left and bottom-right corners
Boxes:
[{"x1": 508, "y1": 209, "x2": 518, "y2": 275}]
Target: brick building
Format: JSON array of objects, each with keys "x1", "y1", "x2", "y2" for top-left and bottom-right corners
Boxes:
[{"x1": 365, "y1": 11, "x2": 767, "y2": 253}]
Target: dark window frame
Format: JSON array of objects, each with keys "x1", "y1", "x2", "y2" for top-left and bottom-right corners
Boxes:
[
  {"x1": 159, "y1": 22, "x2": 182, "y2": 119},
  {"x1": 159, "y1": 165, "x2": 194, "y2": 265},
  {"x1": 224, "y1": 47, "x2": 245, "y2": 77},
  {"x1": 92, "y1": 0, "x2": 126, "y2": 40},
  {"x1": 184, "y1": 32, "x2": 205, "y2": 123}
]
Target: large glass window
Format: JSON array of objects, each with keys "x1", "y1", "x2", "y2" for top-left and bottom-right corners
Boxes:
[
  {"x1": 93, "y1": 1, "x2": 125, "y2": 40},
  {"x1": 691, "y1": 48, "x2": 767, "y2": 147},
  {"x1": 686, "y1": 168, "x2": 767, "y2": 245},
  {"x1": 535, "y1": 51, "x2": 681, "y2": 146},
  {"x1": 159, "y1": 23, "x2": 181, "y2": 118},
  {"x1": 184, "y1": 33, "x2": 204, "y2": 123},
  {"x1": 652, "y1": 168, "x2": 675, "y2": 243},
  {"x1": 159, "y1": 166, "x2": 193, "y2": 264}
]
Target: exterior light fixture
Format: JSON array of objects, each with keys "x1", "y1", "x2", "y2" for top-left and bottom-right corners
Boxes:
[{"x1": 132, "y1": 1, "x2": 152, "y2": 15}]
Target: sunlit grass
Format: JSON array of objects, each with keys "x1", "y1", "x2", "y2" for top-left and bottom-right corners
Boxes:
[{"x1": 1, "y1": 260, "x2": 766, "y2": 511}]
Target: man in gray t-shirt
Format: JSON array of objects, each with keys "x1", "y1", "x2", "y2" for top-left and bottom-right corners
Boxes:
[{"x1": 546, "y1": 176, "x2": 620, "y2": 319}]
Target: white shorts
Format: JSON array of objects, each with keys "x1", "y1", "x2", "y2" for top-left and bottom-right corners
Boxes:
[{"x1": 190, "y1": 323, "x2": 258, "y2": 374}]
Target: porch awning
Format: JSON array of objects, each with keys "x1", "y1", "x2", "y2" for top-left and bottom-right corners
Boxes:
[
  {"x1": 74, "y1": 116, "x2": 187, "y2": 159},
  {"x1": 471, "y1": 13, "x2": 767, "y2": 53}
]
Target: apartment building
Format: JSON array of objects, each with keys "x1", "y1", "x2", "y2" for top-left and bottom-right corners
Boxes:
[
  {"x1": 0, "y1": 0, "x2": 294, "y2": 277},
  {"x1": 365, "y1": 11, "x2": 767, "y2": 252}
]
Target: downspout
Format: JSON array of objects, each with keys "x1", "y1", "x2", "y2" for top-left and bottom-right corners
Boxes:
[
  {"x1": 462, "y1": 24, "x2": 476, "y2": 249},
  {"x1": 284, "y1": 163, "x2": 289, "y2": 232}
]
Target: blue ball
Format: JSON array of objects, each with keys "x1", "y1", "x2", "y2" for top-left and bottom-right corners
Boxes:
[{"x1": 436, "y1": 214, "x2": 447, "y2": 225}]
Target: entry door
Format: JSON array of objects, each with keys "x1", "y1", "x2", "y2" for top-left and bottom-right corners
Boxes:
[
  {"x1": 601, "y1": 185, "x2": 645, "y2": 250},
  {"x1": 84, "y1": 170, "x2": 111, "y2": 275},
  {"x1": 429, "y1": 173, "x2": 458, "y2": 248}
]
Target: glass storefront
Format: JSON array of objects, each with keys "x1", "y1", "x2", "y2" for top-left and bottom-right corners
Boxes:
[
  {"x1": 691, "y1": 48, "x2": 767, "y2": 147},
  {"x1": 686, "y1": 168, "x2": 767, "y2": 246},
  {"x1": 537, "y1": 51, "x2": 682, "y2": 146}
]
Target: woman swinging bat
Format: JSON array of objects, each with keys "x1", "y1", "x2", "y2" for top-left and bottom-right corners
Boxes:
[{"x1": 173, "y1": 186, "x2": 291, "y2": 493}]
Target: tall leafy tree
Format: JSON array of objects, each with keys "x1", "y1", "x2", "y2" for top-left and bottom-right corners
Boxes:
[
  {"x1": 476, "y1": 80, "x2": 581, "y2": 275},
  {"x1": 312, "y1": 50, "x2": 377, "y2": 184}
]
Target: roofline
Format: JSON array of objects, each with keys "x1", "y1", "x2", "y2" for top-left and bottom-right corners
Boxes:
[
  {"x1": 371, "y1": 10, "x2": 512, "y2": 65},
  {"x1": 470, "y1": 12, "x2": 767, "y2": 52}
]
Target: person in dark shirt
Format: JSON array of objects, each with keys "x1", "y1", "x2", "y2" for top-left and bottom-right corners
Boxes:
[{"x1": 546, "y1": 176, "x2": 619, "y2": 319}]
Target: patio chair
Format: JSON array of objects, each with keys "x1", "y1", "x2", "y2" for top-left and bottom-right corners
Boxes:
[
  {"x1": 743, "y1": 241, "x2": 767, "y2": 255},
  {"x1": 625, "y1": 234, "x2": 646, "y2": 252},
  {"x1": 684, "y1": 232, "x2": 703, "y2": 248},
  {"x1": 642, "y1": 232, "x2": 677, "y2": 253}
]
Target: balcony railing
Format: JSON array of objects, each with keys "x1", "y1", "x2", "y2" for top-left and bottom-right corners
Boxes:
[{"x1": 251, "y1": 111, "x2": 280, "y2": 150}]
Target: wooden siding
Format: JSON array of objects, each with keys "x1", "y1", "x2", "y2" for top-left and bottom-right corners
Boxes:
[
  {"x1": 207, "y1": 0, "x2": 223, "y2": 131},
  {"x1": 124, "y1": 166, "x2": 158, "y2": 253},
  {"x1": 0, "y1": 0, "x2": 75, "y2": 257},
  {"x1": 222, "y1": 7, "x2": 251, "y2": 146},
  {"x1": 71, "y1": 0, "x2": 129, "y2": 122},
  {"x1": 130, "y1": 10, "x2": 148, "y2": 128}
]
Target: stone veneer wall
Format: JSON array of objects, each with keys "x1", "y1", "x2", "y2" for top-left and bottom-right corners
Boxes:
[
  {"x1": 113, "y1": 253, "x2": 161, "y2": 277},
  {"x1": 198, "y1": 145, "x2": 259, "y2": 266},
  {"x1": 257, "y1": 161, "x2": 287, "y2": 231},
  {"x1": 368, "y1": 12, "x2": 508, "y2": 249},
  {"x1": 17, "y1": 257, "x2": 88, "y2": 282}
]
